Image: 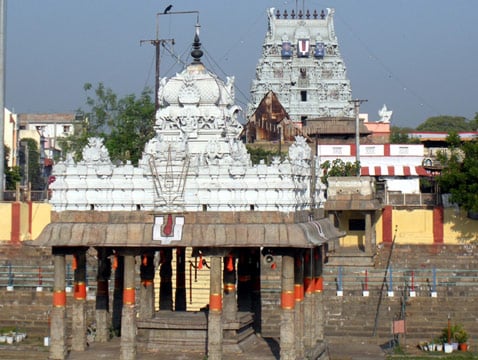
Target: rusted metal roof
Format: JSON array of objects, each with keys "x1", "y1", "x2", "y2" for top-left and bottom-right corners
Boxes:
[{"x1": 35, "y1": 219, "x2": 344, "y2": 249}]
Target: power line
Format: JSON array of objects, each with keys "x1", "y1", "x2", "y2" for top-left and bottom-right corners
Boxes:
[
  {"x1": 335, "y1": 12, "x2": 440, "y2": 116},
  {"x1": 202, "y1": 47, "x2": 250, "y2": 109}
]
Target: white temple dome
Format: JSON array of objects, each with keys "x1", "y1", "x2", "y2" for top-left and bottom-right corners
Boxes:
[{"x1": 161, "y1": 63, "x2": 223, "y2": 106}]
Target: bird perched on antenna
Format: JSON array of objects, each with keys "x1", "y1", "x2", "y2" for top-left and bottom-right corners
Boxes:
[{"x1": 164, "y1": 4, "x2": 173, "y2": 14}]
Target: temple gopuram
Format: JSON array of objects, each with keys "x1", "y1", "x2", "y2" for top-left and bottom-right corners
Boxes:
[{"x1": 246, "y1": 7, "x2": 370, "y2": 144}]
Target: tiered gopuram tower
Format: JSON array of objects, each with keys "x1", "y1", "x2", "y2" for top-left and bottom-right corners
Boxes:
[{"x1": 248, "y1": 7, "x2": 354, "y2": 127}]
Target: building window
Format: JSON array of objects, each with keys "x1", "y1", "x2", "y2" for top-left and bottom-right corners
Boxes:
[
  {"x1": 349, "y1": 219, "x2": 365, "y2": 231},
  {"x1": 300, "y1": 90, "x2": 307, "y2": 101},
  {"x1": 365, "y1": 146, "x2": 375, "y2": 155},
  {"x1": 399, "y1": 146, "x2": 409, "y2": 155},
  {"x1": 63, "y1": 125, "x2": 70, "y2": 134},
  {"x1": 332, "y1": 147, "x2": 342, "y2": 155},
  {"x1": 301, "y1": 116, "x2": 307, "y2": 126}
]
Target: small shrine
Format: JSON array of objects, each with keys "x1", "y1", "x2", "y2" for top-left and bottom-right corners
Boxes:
[{"x1": 37, "y1": 24, "x2": 343, "y2": 360}]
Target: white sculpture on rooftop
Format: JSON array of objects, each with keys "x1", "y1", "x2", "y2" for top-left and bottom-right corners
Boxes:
[
  {"x1": 81, "y1": 137, "x2": 111, "y2": 164},
  {"x1": 378, "y1": 104, "x2": 392, "y2": 123}
]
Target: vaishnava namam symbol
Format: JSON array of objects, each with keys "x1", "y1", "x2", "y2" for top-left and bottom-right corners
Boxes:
[{"x1": 153, "y1": 214, "x2": 185, "y2": 244}]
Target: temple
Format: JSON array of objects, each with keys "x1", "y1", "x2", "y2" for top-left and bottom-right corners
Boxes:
[
  {"x1": 37, "y1": 23, "x2": 343, "y2": 360},
  {"x1": 246, "y1": 7, "x2": 370, "y2": 143}
]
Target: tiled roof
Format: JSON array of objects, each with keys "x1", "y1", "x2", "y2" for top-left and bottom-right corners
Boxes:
[
  {"x1": 18, "y1": 113, "x2": 77, "y2": 124},
  {"x1": 34, "y1": 219, "x2": 344, "y2": 248}
]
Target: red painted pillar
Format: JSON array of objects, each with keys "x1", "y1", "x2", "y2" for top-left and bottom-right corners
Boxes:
[
  {"x1": 384, "y1": 143, "x2": 391, "y2": 156},
  {"x1": 433, "y1": 206, "x2": 444, "y2": 244},
  {"x1": 382, "y1": 205, "x2": 393, "y2": 243},
  {"x1": 28, "y1": 201, "x2": 33, "y2": 238}
]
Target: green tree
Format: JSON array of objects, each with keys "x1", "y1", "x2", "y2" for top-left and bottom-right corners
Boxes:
[
  {"x1": 390, "y1": 126, "x2": 420, "y2": 144},
  {"x1": 437, "y1": 134, "x2": 478, "y2": 213},
  {"x1": 246, "y1": 145, "x2": 283, "y2": 165},
  {"x1": 105, "y1": 91, "x2": 156, "y2": 164},
  {"x1": 59, "y1": 83, "x2": 155, "y2": 165},
  {"x1": 320, "y1": 159, "x2": 361, "y2": 185},
  {"x1": 19, "y1": 138, "x2": 45, "y2": 191},
  {"x1": 471, "y1": 112, "x2": 478, "y2": 131},
  {"x1": 416, "y1": 116, "x2": 473, "y2": 132},
  {"x1": 4, "y1": 145, "x2": 21, "y2": 190}
]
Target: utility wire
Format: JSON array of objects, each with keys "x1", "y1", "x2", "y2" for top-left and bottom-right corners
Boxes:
[
  {"x1": 202, "y1": 46, "x2": 250, "y2": 109},
  {"x1": 335, "y1": 13, "x2": 440, "y2": 115},
  {"x1": 142, "y1": 52, "x2": 156, "y2": 92},
  {"x1": 160, "y1": 42, "x2": 189, "y2": 76}
]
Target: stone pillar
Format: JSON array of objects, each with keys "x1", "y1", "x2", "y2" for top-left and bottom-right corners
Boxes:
[
  {"x1": 303, "y1": 248, "x2": 315, "y2": 348},
  {"x1": 159, "y1": 248, "x2": 173, "y2": 311},
  {"x1": 207, "y1": 256, "x2": 223, "y2": 360},
  {"x1": 280, "y1": 254, "x2": 295, "y2": 360},
  {"x1": 314, "y1": 247, "x2": 324, "y2": 342},
  {"x1": 223, "y1": 254, "x2": 237, "y2": 321},
  {"x1": 120, "y1": 254, "x2": 137, "y2": 360},
  {"x1": 237, "y1": 251, "x2": 252, "y2": 311},
  {"x1": 365, "y1": 212, "x2": 373, "y2": 255},
  {"x1": 72, "y1": 249, "x2": 87, "y2": 351},
  {"x1": 294, "y1": 252, "x2": 305, "y2": 358},
  {"x1": 50, "y1": 252, "x2": 67, "y2": 360},
  {"x1": 249, "y1": 249, "x2": 261, "y2": 332},
  {"x1": 112, "y1": 254, "x2": 124, "y2": 336},
  {"x1": 371, "y1": 211, "x2": 377, "y2": 248},
  {"x1": 328, "y1": 212, "x2": 337, "y2": 252},
  {"x1": 175, "y1": 247, "x2": 186, "y2": 311},
  {"x1": 139, "y1": 253, "x2": 155, "y2": 318},
  {"x1": 96, "y1": 248, "x2": 111, "y2": 342}
]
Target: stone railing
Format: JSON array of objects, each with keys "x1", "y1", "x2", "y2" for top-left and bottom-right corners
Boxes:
[
  {"x1": 385, "y1": 192, "x2": 439, "y2": 206},
  {"x1": 326, "y1": 176, "x2": 376, "y2": 200}
]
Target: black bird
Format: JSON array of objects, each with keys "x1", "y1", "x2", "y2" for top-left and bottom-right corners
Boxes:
[{"x1": 164, "y1": 4, "x2": 173, "y2": 14}]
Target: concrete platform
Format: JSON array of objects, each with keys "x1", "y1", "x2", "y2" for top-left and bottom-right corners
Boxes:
[
  {"x1": 67, "y1": 336, "x2": 280, "y2": 360},
  {"x1": 1, "y1": 336, "x2": 389, "y2": 360},
  {"x1": 65, "y1": 336, "x2": 388, "y2": 360}
]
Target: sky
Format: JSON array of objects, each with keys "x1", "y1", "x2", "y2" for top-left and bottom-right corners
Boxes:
[{"x1": 5, "y1": 0, "x2": 478, "y2": 128}]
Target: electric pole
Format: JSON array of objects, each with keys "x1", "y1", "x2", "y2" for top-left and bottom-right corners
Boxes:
[
  {"x1": 351, "y1": 99, "x2": 367, "y2": 176},
  {"x1": 140, "y1": 37, "x2": 174, "y2": 112},
  {"x1": 141, "y1": 10, "x2": 199, "y2": 112}
]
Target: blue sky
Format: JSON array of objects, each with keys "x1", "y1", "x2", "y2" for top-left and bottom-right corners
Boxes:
[{"x1": 6, "y1": 1, "x2": 478, "y2": 128}]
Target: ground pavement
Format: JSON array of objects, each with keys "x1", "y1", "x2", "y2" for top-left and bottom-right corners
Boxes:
[
  {"x1": 68, "y1": 336, "x2": 391, "y2": 360},
  {"x1": 0, "y1": 336, "x2": 389, "y2": 360}
]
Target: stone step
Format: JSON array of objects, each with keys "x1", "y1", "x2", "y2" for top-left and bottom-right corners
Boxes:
[{"x1": 0, "y1": 347, "x2": 49, "y2": 360}]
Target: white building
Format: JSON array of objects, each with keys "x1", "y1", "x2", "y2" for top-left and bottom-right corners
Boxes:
[
  {"x1": 18, "y1": 113, "x2": 79, "y2": 163},
  {"x1": 318, "y1": 143, "x2": 429, "y2": 194},
  {"x1": 3, "y1": 108, "x2": 19, "y2": 168}
]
